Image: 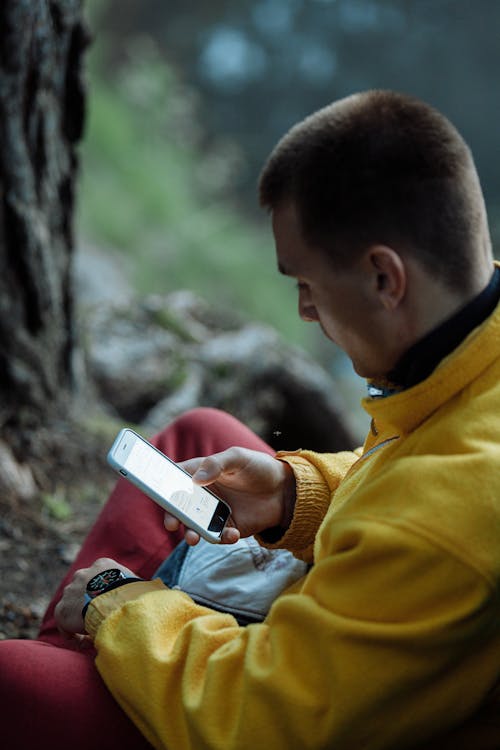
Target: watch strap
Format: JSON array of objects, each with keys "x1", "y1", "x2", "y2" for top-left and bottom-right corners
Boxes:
[{"x1": 82, "y1": 576, "x2": 144, "y2": 618}]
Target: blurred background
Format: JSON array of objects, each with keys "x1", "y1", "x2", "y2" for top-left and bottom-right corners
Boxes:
[{"x1": 79, "y1": 0, "x2": 500, "y2": 436}]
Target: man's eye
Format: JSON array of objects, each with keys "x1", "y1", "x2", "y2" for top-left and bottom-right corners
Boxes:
[{"x1": 296, "y1": 281, "x2": 308, "y2": 291}]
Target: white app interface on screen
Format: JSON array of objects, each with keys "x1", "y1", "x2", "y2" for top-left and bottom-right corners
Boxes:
[{"x1": 125, "y1": 439, "x2": 218, "y2": 528}]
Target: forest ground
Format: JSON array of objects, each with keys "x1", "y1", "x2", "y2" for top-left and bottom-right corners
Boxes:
[{"x1": 0, "y1": 436, "x2": 114, "y2": 640}]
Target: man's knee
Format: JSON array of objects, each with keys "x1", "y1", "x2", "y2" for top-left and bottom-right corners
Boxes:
[
  {"x1": 153, "y1": 407, "x2": 242, "y2": 461},
  {"x1": 160, "y1": 407, "x2": 234, "y2": 437},
  {"x1": 153, "y1": 407, "x2": 272, "y2": 460}
]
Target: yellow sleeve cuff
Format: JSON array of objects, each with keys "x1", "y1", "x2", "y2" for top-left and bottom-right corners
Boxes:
[
  {"x1": 256, "y1": 452, "x2": 332, "y2": 562},
  {"x1": 85, "y1": 579, "x2": 168, "y2": 639}
]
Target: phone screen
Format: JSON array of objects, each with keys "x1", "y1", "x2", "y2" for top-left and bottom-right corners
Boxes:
[{"x1": 118, "y1": 434, "x2": 228, "y2": 533}]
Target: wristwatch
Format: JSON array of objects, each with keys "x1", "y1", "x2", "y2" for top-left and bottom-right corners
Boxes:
[
  {"x1": 86, "y1": 568, "x2": 129, "y2": 597},
  {"x1": 82, "y1": 568, "x2": 143, "y2": 617}
]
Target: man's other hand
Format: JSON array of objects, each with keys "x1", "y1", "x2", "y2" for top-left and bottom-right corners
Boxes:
[{"x1": 54, "y1": 558, "x2": 138, "y2": 639}]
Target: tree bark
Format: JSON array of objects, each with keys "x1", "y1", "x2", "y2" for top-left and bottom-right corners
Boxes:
[{"x1": 0, "y1": 0, "x2": 88, "y2": 464}]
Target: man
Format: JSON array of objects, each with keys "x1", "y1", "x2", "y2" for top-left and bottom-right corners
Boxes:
[{"x1": 1, "y1": 90, "x2": 499, "y2": 749}]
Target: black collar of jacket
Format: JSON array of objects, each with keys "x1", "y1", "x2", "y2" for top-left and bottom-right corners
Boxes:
[{"x1": 386, "y1": 266, "x2": 500, "y2": 390}]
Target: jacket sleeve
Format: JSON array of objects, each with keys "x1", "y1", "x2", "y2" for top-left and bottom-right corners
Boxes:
[
  {"x1": 256, "y1": 449, "x2": 360, "y2": 562},
  {"x1": 89, "y1": 512, "x2": 497, "y2": 750}
]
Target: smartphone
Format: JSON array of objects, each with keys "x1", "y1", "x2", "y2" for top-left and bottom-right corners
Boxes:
[{"x1": 107, "y1": 428, "x2": 231, "y2": 544}]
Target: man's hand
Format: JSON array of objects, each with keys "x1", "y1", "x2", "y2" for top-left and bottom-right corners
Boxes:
[
  {"x1": 164, "y1": 447, "x2": 296, "y2": 546},
  {"x1": 54, "y1": 557, "x2": 138, "y2": 640}
]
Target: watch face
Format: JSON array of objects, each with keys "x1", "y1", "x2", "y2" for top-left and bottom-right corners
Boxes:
[{"x1": 86, "y1": 568, "x2": 125, "y2": 596}]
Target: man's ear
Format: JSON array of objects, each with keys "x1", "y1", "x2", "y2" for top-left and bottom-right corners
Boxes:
[{"x1": 364, "y1": 245, "x2": 407, "y2": 311}]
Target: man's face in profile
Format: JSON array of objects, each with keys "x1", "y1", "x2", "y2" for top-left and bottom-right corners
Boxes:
[{"x1": 272, "y1": 202, "x2": 393, "y2": 380}]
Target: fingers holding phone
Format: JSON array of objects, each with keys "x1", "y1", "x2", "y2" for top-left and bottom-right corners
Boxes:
[
  {"x1": 176, "y1": 447, "x2": 295, "y2": 541},
  {"x1": 163, "y1": 510, "x2": 240, "y2": 546}
]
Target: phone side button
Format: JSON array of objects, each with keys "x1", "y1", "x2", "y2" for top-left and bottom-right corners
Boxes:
[{"x1": 119, "y1": 469, "x2": 128, "y2": 476}]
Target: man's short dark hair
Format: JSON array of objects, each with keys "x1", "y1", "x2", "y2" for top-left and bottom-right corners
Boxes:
[{"x1": 259, "y1": 90, "x2": 490, "y2": 292}]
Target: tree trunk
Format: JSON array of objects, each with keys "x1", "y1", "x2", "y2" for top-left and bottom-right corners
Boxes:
[{"x1": 0, "y1": 0, "x2": 88, "y2": 472}]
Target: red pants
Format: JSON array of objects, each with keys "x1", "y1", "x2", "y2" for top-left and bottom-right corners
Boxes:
[{"x1": 0, "y1": 408, "x2": 273, "y2": 750}]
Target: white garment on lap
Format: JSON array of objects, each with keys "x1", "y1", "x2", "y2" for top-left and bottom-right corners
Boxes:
[{"x1": 165, "y1": 537, "x2": 308, "y2": 624}]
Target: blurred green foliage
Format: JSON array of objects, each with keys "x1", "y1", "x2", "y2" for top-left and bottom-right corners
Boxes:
[
  {"x1": 91, "y1": 0, "x2": 500, "y2": 245},
  {"x1": 42, "y1": 491, "x2": 72, "y2": 521},
  {"x1": 78, "y1": 23, "x2": 310, "y2": 348}
]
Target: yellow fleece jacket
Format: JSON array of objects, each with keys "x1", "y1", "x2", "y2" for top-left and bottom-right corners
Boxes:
[{"x1": 87, "y1": 300, "x2": 500, "y2": 750}]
